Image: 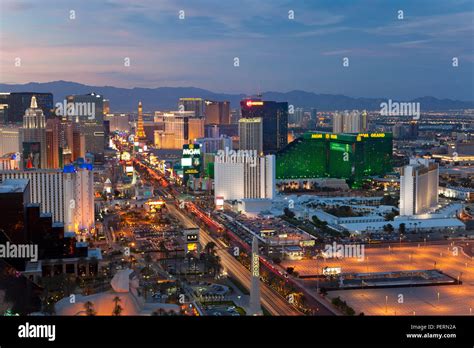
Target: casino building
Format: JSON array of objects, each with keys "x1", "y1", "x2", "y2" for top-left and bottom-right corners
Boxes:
[{"x1": 275, "y1": 132, "x2": 393, "y2": 186}]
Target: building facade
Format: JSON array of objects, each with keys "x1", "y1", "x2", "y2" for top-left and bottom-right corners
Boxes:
[
  {"x1": 239, "y1": 117, "x2": 263, "y2": 153},
  {"x1": 19, "y1": 96, "x2": 47, "y2": 169},
  {"x1": 240, "y1": 99, "x2": 288, "y2": 153},
  {"x1": 214, "y1": 148, "x2": 275, "y2": 201},
  {"x1": 0, "y1": 165, "x2": 95, "y2": 232},
  {"x1": 275, "y1": 132, "x2": 393, "y2": 186},
  {"x1": 400, "y1": 158, "x2": 439, "y2": 216},
  {"x1": 204, "y1": 100, "x2": 230, "y2": 125},
  {"x1": 178, "y1": 98, "x2": 205, "y2": 117},
  {"x1": 0, "y1": 92, "x2": 53, "y2": 123},
  {"x1": 332, "y1": 110, "x2": 368, "y2": 134},
  {"x1": 0, "y1": 126, "x2": 20, "y2": 156}
]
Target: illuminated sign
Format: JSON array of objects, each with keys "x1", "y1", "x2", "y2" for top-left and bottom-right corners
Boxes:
[
  {"x1": 183, "y1": 148, "x2": 201, "y2": 156},
  {"x1": 182, "y1": 144, "x2": 201, "y2": 178},
  {"x1": 300, "y1": 240, "x2": 316, "y2": 247},
  {"x1": 311, "y1": 134, "x2": 323, "y2": 139},
  {"x1": 121, "y1": 152, "x2": 131, "y2": 161},
  {"x1": 330, "y1": 143, "x2": 350, "y2": 152},
  {"x1": 215, "y1": 196, "x2": 224, "y2": 210},
  {"x1": 357, "y1": 133, "x2": 386, "y2": 138},
  {"x1": 252, "y1": 253, "x2": 259, "y2": 277},
  {"x1": 322, "y1": 267, "x2": 341, "y2": 276},
  {"x1": 187, "y1": 243, "x2": 197, "y2": 251},
  {"x1": 23, "y1": 142, "x2": 41, "y2": 169},
  {"x1": 147, "y1": 200, "x2": 165, "y2": 206},
  {"x1": 186, "y1": 234, "x2": 198, "y2": 242},
  {"x1": 184, "y1": 168, "x2": 199, "y2": 175},
  {"x1": 245, "y1": 100, "x2": 264, "y2": 107},
  {"x1": 181, "y1": 158, "x2": 192, "y2": 167}
]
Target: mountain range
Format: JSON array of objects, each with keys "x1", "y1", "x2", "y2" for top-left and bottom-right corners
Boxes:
[{"x1": 1, "y1": 81, "x2": 473, "y2": 112}]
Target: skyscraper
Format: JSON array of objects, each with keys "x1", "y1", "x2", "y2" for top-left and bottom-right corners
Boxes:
[
  {"x1": 136, "y1": 101, "x2": 146, "y2": 140},
  {"x1": 240, "y1": 99, "x2": 288, "y2": 153},
  {"x1": 0, "y1": 126, "x2": 20, "y2": 156},
  {"x1": 0, "y1": 164, "x2": 95, "y2": 233},
  {"x1": 249, "y1": 236, "x2": 262, "y2": 316},
  {"x1": 214, "y1": 149, "x2": 275, "y2": 201},
  {"x1": 65, "y1": 93, "x2": 106, "y2": 162},
  {"x1": 178, "y1": 98, "x2": 205, "y2": 117},
  {"x1": 46, "y1": 118, "x2": 60, "y2": 169},
  {"x1": 59, "y1": 119, "x2": 74, "y2": 151},
  {"x1": 332, "y1": 110, "x2": 368, "y2": 134},
  {"x1": 0, "y1": 92, "x2": 53, "y2": 123},
  {"x1": 81, "y1": 122, "x2": 105, "y2": 161},
  {"x1": 0, "y1": 179, "x2": 30, "y2": 244},
  {"x1": 20, "y1": 96, "x2": 47, "y2": 169},
  {"x1": 239, "y1": 117, "x2": 263, "y2": 153},
  {"x1": 66, "y1": 93, "x2": 104, "y2": 123},
  {"x1": 72, "y1": 124, "x2": 86, "y2": 161},
  {"x1": 154, "y1": 112, "x2": 204, "y2": 149},
  {"x1": 294, "y1": 107, "x2": 305, "y2": 126},
  {"x1": 399, "y1": 158, "x2": 439, "y2": 216},
  {"x1": 204, "y1": 100, "x2": 230, "y2": 125}
]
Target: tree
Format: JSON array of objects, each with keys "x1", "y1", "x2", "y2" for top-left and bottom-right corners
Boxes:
[
  {"x1": 204, "y1": 241, "x2": 217, "y2": 255},
  {"x1": 383, "y1": 224, "x2": 394, "y2": 233},
  {"x1": 283, "y1": 208, "x2": 295, "y2": 219},
  {"x1": 152, "y1": 308, "x2": 166, "y2": 316},
  {"x1": 144, "y1": 253, "x2": 153, "y2": 266},
  {"x1": 112, "y1": 296, "x2": 123, "y2": 316},
  {"x1": 399, "y1": 223, "x2": 406, "y2": 235},
  {"x1": 84, "y1": 301, "x2": 96, "y2": 316}
]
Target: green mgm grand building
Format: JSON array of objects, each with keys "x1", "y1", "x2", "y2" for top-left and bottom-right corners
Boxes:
[{"x1": 276, "y1": 132, "x2": 393, "y2": 187}]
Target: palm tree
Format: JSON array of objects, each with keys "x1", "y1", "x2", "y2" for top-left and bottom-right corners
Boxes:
[
  {"x1": 152, "y1": 308, "x2": 166, "y2": 316},
  {"x1": 204, "y1": 242, "x2": 217, "y2": 256},
  {"x1": 112, "y1": 296, "x2": 123, "y2": 316},
  {"x1": 84, "y1": 301, "x2": 96, "y2": 316},
  {"x1": 208, "y1": 254, "x2": 222, "y2": 277}
]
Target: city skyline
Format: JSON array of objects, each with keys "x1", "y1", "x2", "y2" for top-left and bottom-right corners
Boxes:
[
  {"x1": 0, "y1": 1, "x2": 473, "y2": 345},
  {"x1": 1, "y1": 0, "x2": 473, "y2": 100}
]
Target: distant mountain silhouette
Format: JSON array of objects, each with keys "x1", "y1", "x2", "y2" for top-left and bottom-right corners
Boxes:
[{"x1": 1, "y1": 81, "x2": 472, "y2": 112}]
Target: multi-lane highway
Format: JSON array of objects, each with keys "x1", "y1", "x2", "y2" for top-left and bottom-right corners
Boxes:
[{"x1": 167, "y1": 202, "x2": 301, "y2": 316}]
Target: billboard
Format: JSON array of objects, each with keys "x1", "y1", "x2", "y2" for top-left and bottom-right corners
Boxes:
[
  {"x1": 182, "y1": 143, "x2": 201, "y2": 178},
  {"x1": 23, "y1": 142, "x2": 41, "y2": 169},
  {"x1": 322, "y1": 267, "x2": 341, "y2": 276},
  {"x1": 184, "y1": 228, "x2": 199, "y2": 253},
  {"x1": 215, "y1": 196, "x2": 224, "y2": 210}
]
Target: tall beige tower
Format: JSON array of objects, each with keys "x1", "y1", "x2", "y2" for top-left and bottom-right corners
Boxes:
[{"x1": 249, "y1": 235, "x2": 263, "y2": 316}]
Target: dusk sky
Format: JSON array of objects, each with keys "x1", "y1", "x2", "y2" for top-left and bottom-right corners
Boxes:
[{"x1": 0, "y1": 0, "x2": 473, "y2": 100}]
